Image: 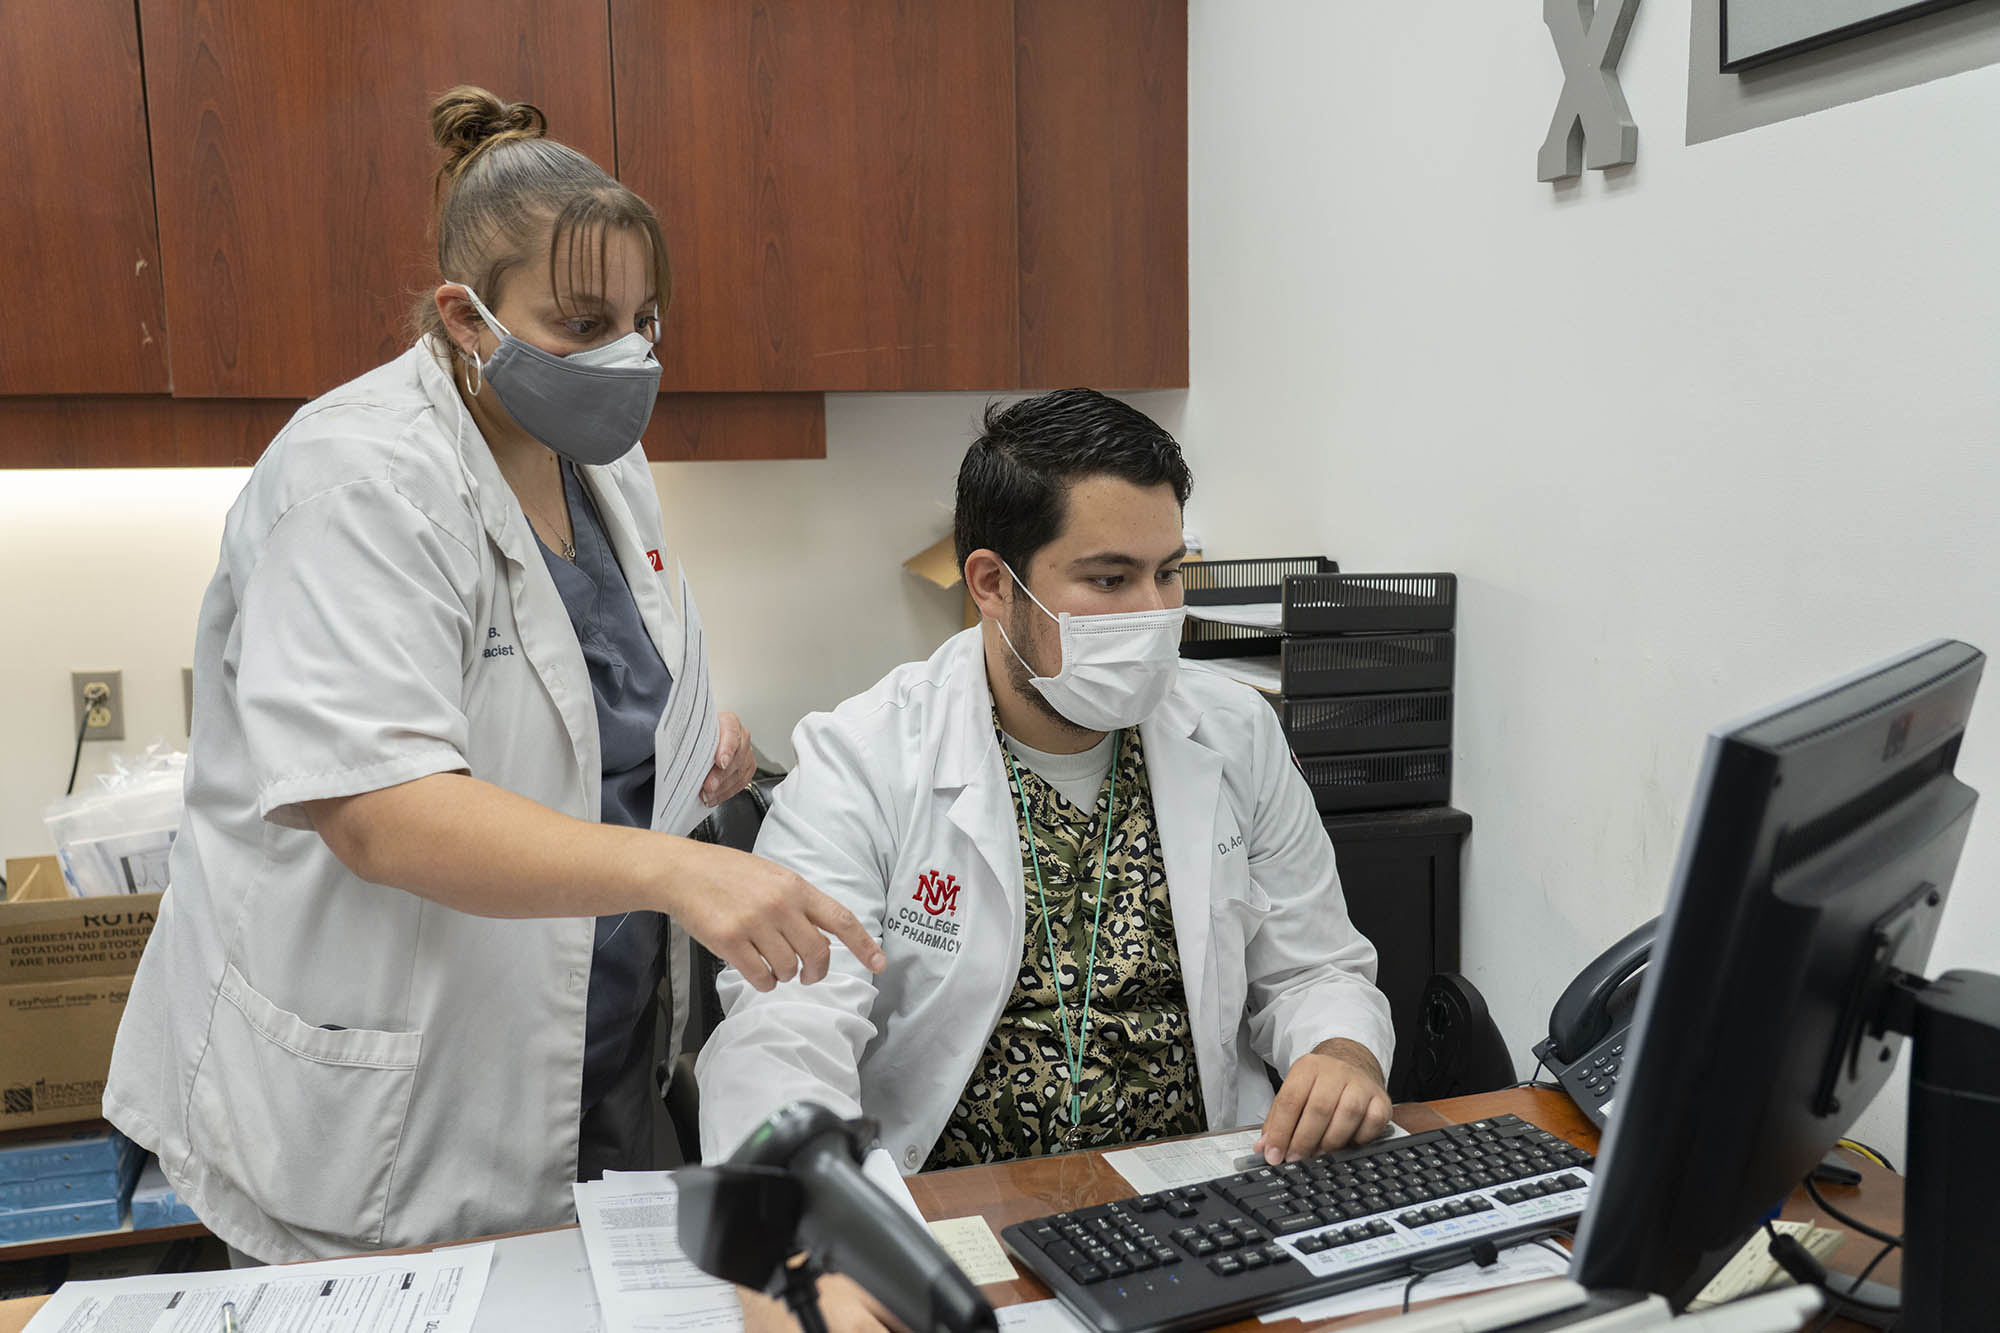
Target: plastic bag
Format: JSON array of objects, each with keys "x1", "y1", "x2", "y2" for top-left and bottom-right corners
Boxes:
[{"x1": 42, "y1": 743, "x2": 187, "y2": 897}]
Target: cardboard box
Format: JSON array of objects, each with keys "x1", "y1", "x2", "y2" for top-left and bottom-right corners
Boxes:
[
  {"x1": 0, "y1": 895, "x2": 161, "y2": 1131},
  {"x1": 904, "y1": 535, "x2": 980, "y2": 630},
  {"x1": 4, "y1": 858, "x2": 68, "y2": 905}
]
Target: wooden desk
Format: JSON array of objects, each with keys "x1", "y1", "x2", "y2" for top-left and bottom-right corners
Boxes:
[
  {"x1": 0, "y1": 1088, "x2": 1905, "y2": 1333},
  {"x1": 907, "y1": 1089, "x2": 1901, "y2": 1331}
]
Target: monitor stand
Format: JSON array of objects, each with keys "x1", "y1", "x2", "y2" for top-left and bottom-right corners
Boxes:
[{"x1": 1870, "y1": 968, "x2": 2000, "y2": 1333}]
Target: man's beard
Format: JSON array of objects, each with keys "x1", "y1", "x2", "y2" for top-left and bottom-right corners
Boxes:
[{"x1": 1005, "y1": 597, "x2": 1091, "y2": 739}]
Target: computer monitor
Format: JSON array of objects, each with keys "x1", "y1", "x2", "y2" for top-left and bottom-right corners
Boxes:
[{"x1": 1570, "y1": 639, "x2": 2000, "y2": 1327}]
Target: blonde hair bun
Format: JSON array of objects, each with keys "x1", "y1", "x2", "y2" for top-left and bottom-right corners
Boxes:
[{"x1": 430, "y1": 85, "x2": 548, "y2": 178}]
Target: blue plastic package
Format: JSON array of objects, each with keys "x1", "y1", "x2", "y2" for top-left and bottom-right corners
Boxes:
[
  {"x1": 0, "y1": 1198, "x2": 124, "y2": 1244},
  {"x1": 129, "y1": 1159, "x2": 199, "y2": 1230},
  {"x1": 0, "y1": 1170, "x2": 127, "y2": 1210},
  {"x1": 0, "y1": 1128, "x2": 137, "y2": 1185}
]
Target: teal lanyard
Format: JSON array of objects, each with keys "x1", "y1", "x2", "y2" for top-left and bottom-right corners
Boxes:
[{"x1": 1005, "y1": 731, "x2": 1122, "y2": 1127}]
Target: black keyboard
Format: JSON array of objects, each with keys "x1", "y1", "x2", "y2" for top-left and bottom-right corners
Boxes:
[{"x1": 1000, "y1": 1115, "x2": 1594, "y2": 1333}]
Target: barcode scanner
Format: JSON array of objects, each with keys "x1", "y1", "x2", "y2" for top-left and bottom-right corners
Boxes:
[{"x1": 677, "y1": 1101, "x2": 997, "y2": 1333}]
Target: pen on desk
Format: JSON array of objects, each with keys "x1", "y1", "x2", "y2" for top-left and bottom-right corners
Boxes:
[{"x1": 219, "y1": 1300, "x2": 240, "y2": 1333}]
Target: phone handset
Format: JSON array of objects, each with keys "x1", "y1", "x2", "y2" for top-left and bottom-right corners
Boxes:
[
  {"x1": 1533, "y1": 917, "x2": 1658, "y2": 1127},
  {"x1": 1548, "y1": 917, "x2": 1658, "y2": 1061}
]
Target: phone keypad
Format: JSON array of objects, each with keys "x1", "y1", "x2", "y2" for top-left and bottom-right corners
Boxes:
[{"x1": 1579, "y1": 1042, "x2": 1624, "y2": 1102}]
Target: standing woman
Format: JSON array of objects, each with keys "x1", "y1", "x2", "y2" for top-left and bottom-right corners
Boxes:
[{"x1": 104, "y1": 87, "x2": 883, "y2": 1264}]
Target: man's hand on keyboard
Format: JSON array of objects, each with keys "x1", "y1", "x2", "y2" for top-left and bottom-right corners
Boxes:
[
  {"x1": 737, "y1": 1272, "x2": 905, "y2": 1333},
  {"x1": 1255, "y1": 1039, "x2": 1392, "y2": 1164}
]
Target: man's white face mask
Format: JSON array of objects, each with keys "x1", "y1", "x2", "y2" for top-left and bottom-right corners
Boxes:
[{"x1": 995, "y1": 562, "x2": 1186, "y2": 732}]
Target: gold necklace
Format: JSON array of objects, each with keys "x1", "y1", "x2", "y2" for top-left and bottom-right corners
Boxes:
[{"x1": 522, "y1": 456, "x2": 575, "y2": 561}]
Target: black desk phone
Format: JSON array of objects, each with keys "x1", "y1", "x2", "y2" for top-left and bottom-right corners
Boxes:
[{"x1": 1531, "y1": 917, "x2": 1657, "y2": 1127}]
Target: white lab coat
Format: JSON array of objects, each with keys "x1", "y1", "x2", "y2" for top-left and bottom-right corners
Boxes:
[
  {"x1": 104, "y1": 344, "x2": 697, "y2": 1262},
  {"x1": 696, "y1": 628, "x2": 1394, "y2": 1171}
]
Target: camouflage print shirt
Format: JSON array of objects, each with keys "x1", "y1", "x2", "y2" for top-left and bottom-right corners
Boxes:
[{"x1": 925, "y1": 723, "x2": 1207, "y2": 1169}]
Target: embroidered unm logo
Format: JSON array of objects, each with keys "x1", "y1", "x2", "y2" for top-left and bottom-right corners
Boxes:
[{"x1": 912, "y1": 870, "x2": 962, "y2": 917}]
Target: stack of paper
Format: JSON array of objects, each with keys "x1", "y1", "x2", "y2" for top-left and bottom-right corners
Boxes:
[
  {"x1": 1189, "y1": 604, "x2": 1283, "y2": 632},
  {"x1": 574, "y1": 1174, "x2": 743, "y2": 1333},
  {"x1": 24, "y1": 1244, "x2": 496, "y2": 1333},
  {"x1": 1183, "y1": 656, "x2": 1283, "y2": 696}
]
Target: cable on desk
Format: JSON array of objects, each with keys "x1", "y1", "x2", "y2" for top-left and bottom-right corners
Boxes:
[
  {"x1": 1803, "y1": 1176, "x2": 1903, "y2": 1250},
  {"x1": 1398, "y1": 1228, "x2": 1573, "y2": 1313},
  {"x1": 1835, "y1": 1137, "x2": 1894, "y2": 1173},
  {"x1": 1513, "y1": 1059, "x2": 1563, "y2": 1092},
  {"x1": 1401, "y1": 1252, "x2": 1475, "y2": 1315},
  {"x1": 1762, "y1": 1219, "x2": 1901, "y2": 1319},
  {"x1": 1531, "y1": 1238, "x2": 1574, "y2": 1266},
  {"x1": 1803, "y1": 1236, "x2": 1900, "y2": 1333}
]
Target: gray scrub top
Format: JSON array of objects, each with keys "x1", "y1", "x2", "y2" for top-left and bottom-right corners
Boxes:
[{"x1": 536, "y1": 463, "x2": 674, "y2": 1119}]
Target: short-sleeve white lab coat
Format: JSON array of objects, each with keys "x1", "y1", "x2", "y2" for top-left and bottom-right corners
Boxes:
[
  {"x1": 695, "y1": 628, "x2": 1394, "y2": 1171},
  {"x1": 104, "y1": 344, "x2": 697, "y2": 1262}
]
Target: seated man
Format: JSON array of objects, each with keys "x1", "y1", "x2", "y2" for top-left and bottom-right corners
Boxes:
[{"x1": 699, "y1": 387, "x2": 1393, "y2": 1183}]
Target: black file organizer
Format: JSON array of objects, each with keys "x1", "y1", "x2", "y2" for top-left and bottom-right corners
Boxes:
[
  {"x1": 1179, "y1": 628, "x2": 1458, "y2": 698},
  {"x1": 1286, "y1": 631, "x2": 1454, "y2": 695},
  {"x1": 1182, "y1": 555, "x2": 1339, "y2": 606},
  {"x1": 1182, "y1": 566, "x2": 1457, "y2": 815},
  {"x1": 1282, "y1": 572, "x2": 1456, "y2": 634},
  {"x1": 1283, "y1": 692, "x2": 1452, "y2": 757},
  {"x1": 1185, "y1": 563, "x2": 1470, "y2": 1096},
  {"x1": 1300, "y1": 749, "x2": 1453, "y2": 813}
]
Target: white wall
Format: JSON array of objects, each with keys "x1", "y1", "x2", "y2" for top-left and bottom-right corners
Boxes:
[
  {"x1": 1184, "y1": 0, "x2": 2000, "y2": 1152},
  {"x1": 0, "y1": 407, "x2": 949, "y2": 866},
  {"x1": 660, "y1": 390, "x2": 1183, "y2": 771},
  {"x1": 0, "y1": 389, "x2": 1185, "y2": 864}
]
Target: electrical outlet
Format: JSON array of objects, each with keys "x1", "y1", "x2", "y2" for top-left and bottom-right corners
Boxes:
[{"x1": 71, "y1": 670, "x2": 125, "y2": 742}]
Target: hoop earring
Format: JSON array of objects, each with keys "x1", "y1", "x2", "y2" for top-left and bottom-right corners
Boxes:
[{"x1": 462, "y1": 346, "x2": 483, "y2": 397}]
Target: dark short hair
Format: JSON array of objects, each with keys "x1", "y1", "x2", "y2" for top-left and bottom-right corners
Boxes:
[{"x1": 953, "y1": 389, "x2": 1194, "y2": 574}]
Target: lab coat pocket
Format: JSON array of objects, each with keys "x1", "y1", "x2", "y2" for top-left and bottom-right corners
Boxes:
[
  {"x1": 188, "y1": 965, "x2": 421, "y2": 1245},
  {"x1": 1206, "y1": 883, "x2": 1273, "y2": 1044}
]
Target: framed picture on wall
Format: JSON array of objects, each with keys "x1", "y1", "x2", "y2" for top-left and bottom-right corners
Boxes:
[{"x1": 1721, "y1": 0, "x2": 1982, "y2": 70}]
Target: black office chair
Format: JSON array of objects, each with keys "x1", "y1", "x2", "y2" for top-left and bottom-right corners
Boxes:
[
  {"x1": 1403, "y1": 972, "x2": 1517, "y2": 1100},
  {"x1": 660, "y1": 778, "x2": 777, "y2": 1163}
]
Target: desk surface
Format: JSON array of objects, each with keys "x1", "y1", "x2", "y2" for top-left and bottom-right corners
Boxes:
[{"x1": 0, "y1": 1088, "x2": 1902, "y2": 1333}]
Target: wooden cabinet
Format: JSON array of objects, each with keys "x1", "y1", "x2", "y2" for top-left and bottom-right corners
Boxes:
[
  {"x1": 0, "y1": 393, "x2": 823, "y2": 467},
  {"x1": 6, "y1": 2, "x2": 1186, "y2": 464},
  {"x1": 0, "y1": 0, "x2": 170, "y2": 395},
  {"x1": 138, "y1": 0, "x2": 617, "y2": 400},
  {"x1": 614, "y1": 0, "x2": 1022, "y2": 392},
  {"x1": 1015, "y1": 0, "x2": 1188, "y2": 390},
  {"x1": 614, "y1": 0, "x2": 1188, "y2": 394},
  {"x1": 642, "y1": 393, "x2": 824, "y2": 462}
]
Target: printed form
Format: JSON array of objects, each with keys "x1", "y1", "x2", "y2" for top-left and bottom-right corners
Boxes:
[
  {"x1": 574, "y1": 1153, "x2": 924, "y2": 1333},
  {"x1": 573, "y1": 1174, "x2": 741, "y2": 1333},
  {"x1": 24, "y1": 1243, "x2": 494, "y2": 1333},
  {"x1": 1103, "y1": 1124, "x2": 1408, "y2": 1195}
]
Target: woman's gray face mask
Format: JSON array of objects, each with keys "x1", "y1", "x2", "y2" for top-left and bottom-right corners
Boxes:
[{"x1": 455, "y1": 284, "x2": 662, "y2": 466}]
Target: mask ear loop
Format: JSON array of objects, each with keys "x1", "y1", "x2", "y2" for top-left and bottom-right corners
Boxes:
[
  {"x1": 450, "y1": 283, "x2": 496, "y2": 396},
  {"x1": 996, "y1": 561, "x2": 1069, "y2": 683}
]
